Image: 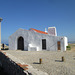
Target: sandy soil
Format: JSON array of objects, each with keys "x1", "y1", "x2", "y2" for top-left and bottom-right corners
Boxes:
[
  {"x1": 69, "y1": 43, "x2": 75, "y2": 51},
  {"x1": 3, "y1": 50, "x2": 75, "y2": 75}
]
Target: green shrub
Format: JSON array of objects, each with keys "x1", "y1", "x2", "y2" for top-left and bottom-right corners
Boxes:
[{"x1": 66, "y1": 46, "x2": 71, "y2": 50}]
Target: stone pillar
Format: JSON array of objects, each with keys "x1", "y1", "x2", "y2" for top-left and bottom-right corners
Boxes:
[{"x1": 0, "y1": 18, "x2": 3, "y2": 50}]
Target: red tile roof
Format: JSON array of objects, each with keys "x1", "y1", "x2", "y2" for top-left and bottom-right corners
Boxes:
[{"x1": 30, "y1": 28, "x2": 48, "y2": 34}]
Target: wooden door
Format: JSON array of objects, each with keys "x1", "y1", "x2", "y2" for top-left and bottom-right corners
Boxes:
[
  {"x1": 57, "y1": 41, "x2": 61, "y2": 50},
  {"x1": 18, "y1": 36, "x2": 24, "y2": 50}
]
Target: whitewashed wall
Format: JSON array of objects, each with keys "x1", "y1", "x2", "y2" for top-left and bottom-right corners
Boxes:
[{"x1": 9, "y1": 29, "x2": 67, "y2": 51}]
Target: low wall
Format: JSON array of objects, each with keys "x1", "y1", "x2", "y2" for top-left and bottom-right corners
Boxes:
[{"x1": 0, "y1": 51, "x2": 26, "y2": 75}]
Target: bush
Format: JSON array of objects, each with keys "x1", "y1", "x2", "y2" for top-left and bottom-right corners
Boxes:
[{"x1": 66, "y1": 46, "x2": 71, "y2": 50}]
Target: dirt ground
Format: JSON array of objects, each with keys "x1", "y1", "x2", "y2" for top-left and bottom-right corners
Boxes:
[{"x1": 2, "y1": 43, "x2": 75, "y2": 75}]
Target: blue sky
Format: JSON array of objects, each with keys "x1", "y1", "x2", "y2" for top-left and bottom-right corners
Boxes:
[{"x1": 0, "y1": 0, "x2": 75, "y2": 44}]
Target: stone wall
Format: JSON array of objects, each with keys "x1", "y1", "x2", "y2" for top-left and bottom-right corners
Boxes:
[{"x1": 0, "y1": 51, "x2": 26, "y2": 75}]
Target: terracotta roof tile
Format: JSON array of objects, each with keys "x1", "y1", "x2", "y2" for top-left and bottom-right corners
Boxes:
[{"x1": 30, "y1": 28, "x2": 48, "y2": 34}]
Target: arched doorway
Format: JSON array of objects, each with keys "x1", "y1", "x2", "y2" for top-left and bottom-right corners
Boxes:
[{"x1": 17, "y1": 36, "x2": 24, "y2": 50}]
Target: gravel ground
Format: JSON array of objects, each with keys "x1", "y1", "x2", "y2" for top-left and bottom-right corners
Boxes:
[{"x1": 3, "y1": 50, "x2": 75, "y2": 75}]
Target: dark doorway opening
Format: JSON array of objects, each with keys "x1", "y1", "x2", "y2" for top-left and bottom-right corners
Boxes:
[
  {"x1": 42, "y1": 39, "x2": 46, "y2": 49},
  {"x1": 57, "y1": 41, "x2": 61, "y2": 50},
  {"x1": 17, "y1": 36, "x2": 24, "y2": 50}
]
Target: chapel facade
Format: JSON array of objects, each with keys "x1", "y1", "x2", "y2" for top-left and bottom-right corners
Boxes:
[{"x1": 9, "y1": 27, "x2": 68, "y2": 51}]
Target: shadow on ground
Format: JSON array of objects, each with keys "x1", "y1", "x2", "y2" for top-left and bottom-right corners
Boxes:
[
  {"x1": 55, "y1": 60, "x2": 63, "y2": 62},
  {"x1": 73, "y1": 58, "x2": 75, "y2": 60},
  {"x1": 33, "y1": 62, "x2": 40, "y2": 64},
  {"x1": 0, "y1": 67, "x2": 9, "y2": 75}
]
